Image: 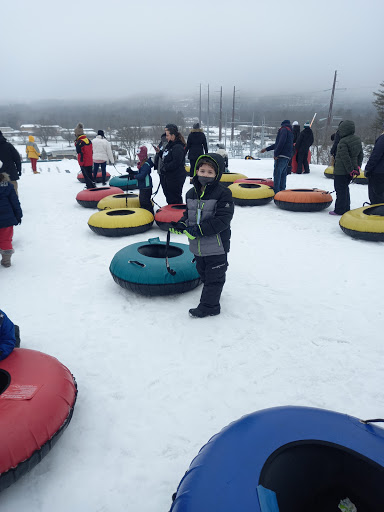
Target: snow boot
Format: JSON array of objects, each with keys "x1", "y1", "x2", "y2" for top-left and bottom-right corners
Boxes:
[
  {"x1": 189, "y1": 306, "x2": 220, "y2": 318},
  {"x1": 33, "y1": 170, "x2": 40, "y2": 174},
  {"x1": 1, "y1": 249, "x2": 14, "y2": 267}
]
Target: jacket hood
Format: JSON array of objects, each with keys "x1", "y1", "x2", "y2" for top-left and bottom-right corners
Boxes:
[
  {"x1": 339, "y1": 120, "x2": 355, "y2": 138},
  {"x1": 281, "y1": 120, "x2": 292, "y2": 128},
  {"x1": 28, "y1": 135, "x2": 35, "y2": 142},
  {"x1": 190, "y1": 128, "x2": 203, "y2": 133},
  {"x1": 192, "y1": 153, "x2": 225, "y2": 185}
]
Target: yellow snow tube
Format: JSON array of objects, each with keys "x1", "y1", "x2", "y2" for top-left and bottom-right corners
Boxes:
[
  {"x1": 88, "y1": 208, "x2": 154, "y2": 237},
  {"x1": 97, "y1": 193, "x2": 141, "y2": 210},
  {"x1": 220, "y1": 172, "x2": 247, "y2": 187},
  {"x1": 339, "y1": 204, "x2": 384, "y2": 241},
  {"x1": 228, "y1": 183, "x2": 274, "y2": 206}
]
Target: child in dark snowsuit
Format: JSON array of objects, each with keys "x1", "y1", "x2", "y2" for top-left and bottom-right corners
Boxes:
[
  {"x1": 0, "y1": 309, "x2": 17, "y2": 361},
  {"x1": 170, "y1": 153, "x2": 234, "y2": 318},
  {"x1": 127, "y1": 146, "x2": 154, "y2": 215},
  {"x1": 0, "y1": 165, "x2": 23, "y2": 267}
]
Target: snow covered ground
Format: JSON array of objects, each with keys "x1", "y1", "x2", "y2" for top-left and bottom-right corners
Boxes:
[{"x1": 2, "y1": 158, "x2": 383, "y2": 511}]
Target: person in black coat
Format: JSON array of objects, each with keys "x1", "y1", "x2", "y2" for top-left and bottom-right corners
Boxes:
[
  {"x1": 295, "y1": 121, "x2": 314, "y2": 174},
  {"x1": 186, "y1": 123, "x2": 208, "y2": 177},
  {"x1": 0, "y1": 165, "x2": 23, "y2": 267},
  {"x1": 365, "y1": 124, "x2": 384, "y2": 204},
  {"x1": 157, "y1": 124, "x2": 186, "y2": 205},
  {"x1": 0, "y1": 131, "x2": 22, "y2": 195},
  {"x1": 330, "y1": 120, "x2": 343, "y2": 166}
]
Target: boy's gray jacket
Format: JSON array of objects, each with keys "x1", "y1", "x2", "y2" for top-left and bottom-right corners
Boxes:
[{"x1": 180, "y1": 153, "x2": 234, "y2": 257}]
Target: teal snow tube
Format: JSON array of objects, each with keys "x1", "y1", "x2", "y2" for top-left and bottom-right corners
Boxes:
[
  {"x1": 110, "y1": 237, "x2": 201, "y2": 296},
  {"x1": 109, "y1": 175, "x2": 138, "y2": 191}
]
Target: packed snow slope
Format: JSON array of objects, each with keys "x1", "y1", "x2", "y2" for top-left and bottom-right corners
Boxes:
[{"x1": 1, "y1": 158, "x2": 383, "y2": 512}]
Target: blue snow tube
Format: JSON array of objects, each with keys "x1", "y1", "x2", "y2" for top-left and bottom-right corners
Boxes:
[
  {"x1": 109, "y1": 175, "x2": 137, "y2": 191},
  {"x1": 110, "y1": 237, "x2": 201, "y2": 296},
  {"x1": 170, "y1": 406, "x2": 384, "y2": 512}
]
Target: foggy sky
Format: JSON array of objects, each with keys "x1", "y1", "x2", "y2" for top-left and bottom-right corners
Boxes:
[{"x1": 2, "y1": 0, "x2": 383, "y2": 104}]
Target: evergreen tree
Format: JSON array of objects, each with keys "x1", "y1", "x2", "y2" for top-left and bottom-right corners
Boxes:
[{"x1": 373, "y1": 81, "x2": 384, "y2": 129}]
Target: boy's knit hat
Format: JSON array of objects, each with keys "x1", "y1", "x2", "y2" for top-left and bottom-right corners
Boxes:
[
  {"x1": 304, "y1": 121, "x2": 311, "y2": 128},
  {"x1": 74, "y1": 123, "x2": 84, "y2": 137}
]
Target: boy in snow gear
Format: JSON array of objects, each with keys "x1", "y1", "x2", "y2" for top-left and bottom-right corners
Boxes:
[
  {"x1": 330, "y1": 120, "x2": 363, "y2": 215},
  {"x1": 364, "y1": 122, "x2": 384, "y2": 205},
  {"x1": 0, "y1": 309, "x2": 17, "y2": 361},
  {"x1": 26, "y1": 135, "x2": 41, "y2": 174},
  {"x1": 0, "y1": 163, "x2": 23, "y2": 267},
  {"x1": 0, "y1": 131, "x2": 22, "y2": 195},
  {"x1": 127, "y1": 146, "x2": 154, "y2": 214},
  {"x1": 186, "y1": 123, "x2": 208, "y2": 178},
  {"x1": 295, "y1": 121, "x2": 314, "y2": 174},
  {"x1": 260, "y1": 120, "x2": 293, "y2": 193},
  {"x1": 170, "y1": 153, "x2": 234, "y2": 318},
  {"x1": 74, "y1": 123, "x2": 96, "y2": 189}
]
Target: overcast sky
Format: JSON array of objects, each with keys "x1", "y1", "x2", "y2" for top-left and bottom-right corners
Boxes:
[{"x1": 2, "y1": 0, "x2": 383, "y2": 104}]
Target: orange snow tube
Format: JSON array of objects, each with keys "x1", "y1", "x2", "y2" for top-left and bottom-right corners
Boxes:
[{"x1": 274, "y1": 189, "x2": 333, "y2": 212}]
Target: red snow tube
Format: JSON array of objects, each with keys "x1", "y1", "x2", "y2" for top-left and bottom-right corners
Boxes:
[
  {"x1": 76, "y1": 186, "x2": 124, "y2": 208},
  {"x1": 0, "y1": 348, "x2": 77, "y2": 492},
  {"x1": 292, "y1": 150, "x2": 312, "y2": 173},
  {"x1": 234, "y1": 178, "x2": 274, "y2": 188},
  {"x1": 77, "y1": 171, "x2": 111, "y2": 184},
  {"x1": 154, "y1": 204, "x2": 186, "y2": 231}
]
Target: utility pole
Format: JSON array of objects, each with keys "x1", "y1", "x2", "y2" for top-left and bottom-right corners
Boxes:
[
  {"x1": 219, "y1": 86, "x2": 223, "y2": 141},
  {"x1": 199, "y1": 83, "x2": 202, "y2": 126},
  {"x1": 207, "y1": 84, "x2": 210, "y2": 150},
  {"x1": 249, "y1": 112, "x2": 254, "y2": 157},
  {"x1": 224, "y1": 112, "x2": 227, "y2": 150},
  {"x1": 324, "y1": 70, "x2": 337, "y2": 144},
  {"x1": 231, "y1": 86, "x2": 235, "y2": 141}
]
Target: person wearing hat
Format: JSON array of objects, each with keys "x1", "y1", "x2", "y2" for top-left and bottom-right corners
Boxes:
[
  {"x1": 74, "y1": 123, "x2": 95, "y2": 189},
  {"x1": 26, "y1": 135, "x2": 41, "y2": 174},
  {"x1": 295, "y1": 121, "x2": 314, "y2": 174},
  {"x1": 0, "y1": 131, "x2": 22, "y2": 195},
  {"x1": 92, "y1": 130, "x2": 114, "y2": 185},
  {"x1": 260, "y1": 120, "x2": 294, "y2": 193},
  {"x1": 364, "y1": 122, "x2": 384, "y2": 205},
  {"x1": 157, "y1": 124, "x2": 186, "y2": 204},
  {"x1": 127, "y1": 146, "x2": 154, "y2": 214},
  {"x1": 185, "y1": 123, "x2": 208, "y2": 178},
  {"x1": 215, "y1": 144, "x2": 229, "y2": 169},
  {"x1": 170, "y1": 153, "x2": 234, "y2": 318}
]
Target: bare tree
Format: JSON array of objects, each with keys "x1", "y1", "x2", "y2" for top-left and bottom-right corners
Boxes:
[
  {"x1": 116, "y1": 124, "x2": 143, "y2": 162},
  {"x1": 35, "y1": 125, "x2": 58, "y2": 146},
  {"x1": 150, "y1": 124, "x2": 165, "y2": 144},
  {"x1": 63, "y1": 129, "x2": 75, "y2": 147}
]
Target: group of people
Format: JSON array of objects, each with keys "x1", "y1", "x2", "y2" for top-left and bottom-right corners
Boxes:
[{"x1": 74, "y1": 123, "x2": 115, "y2": 189}]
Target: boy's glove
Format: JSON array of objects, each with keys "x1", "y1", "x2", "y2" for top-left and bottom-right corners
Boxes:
[
  {"x1": 349, "y1": 169, "x2": 360, "y2": 178},
  {"x1": 183, "y1": 225, "x2": 201, "y2": 240},
  {"x1": 169, "y1": 221, "x2": 186, "y2": 235}
]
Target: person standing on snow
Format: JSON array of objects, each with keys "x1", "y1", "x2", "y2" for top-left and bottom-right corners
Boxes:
[
  {"x1": 330, "y1": 120, "x2": 363, "y2": 216},
  {"x1": 185, "y1": 123, "x2": 208, "y2": 178},
  {"x1": 170, "y1": 154, "x2": 234, "y2": 318},
  {"x1": 260, "y1": 120, "x2": 294, "y2": 194},
  {"x1": 92, "y1": 130, "x2": 114, "y2": 185},
  {"x1": 0, "y1": 131, "x2": 22, "y2": 195},
  {"x1": 127, "y1": 146, "x2": 154, "y2": 214},
  {"x1": 74, "y1": 123, "x2": 95, "y2": 189},
  {"x1": 295, "y1": 121, "x2": 314, "y2": 174},
  {"x1": 26, "y1": 135, "x2": 41, "y2": 174},
  {"x1": 156, "y1": 124, "x2": 186, "y2": 205},
  {"x1": 364, "y1": 122, "x2": 384, "y2": 205},
  {"x1": 0, "y1": 161, "x2": 23, "y2": 267}
]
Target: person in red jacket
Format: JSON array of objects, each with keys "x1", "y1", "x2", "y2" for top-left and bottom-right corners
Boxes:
[{"x1": 74, "y1": 123, "x2": 95, "y2": 189}]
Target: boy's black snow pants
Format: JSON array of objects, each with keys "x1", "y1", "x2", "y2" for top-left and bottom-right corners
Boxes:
[{"x1": 195, "y1": 253, "x2": 228, "y2": 314}]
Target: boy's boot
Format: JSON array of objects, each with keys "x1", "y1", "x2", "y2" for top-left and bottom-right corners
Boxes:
[{"x1": 1, "y1": 249, "x2": 14, "y2": 267}]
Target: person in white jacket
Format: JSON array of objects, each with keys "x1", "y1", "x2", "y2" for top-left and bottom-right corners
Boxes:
[{"x1": 92, "y1": 130, "x2": 114, "y2": 185}]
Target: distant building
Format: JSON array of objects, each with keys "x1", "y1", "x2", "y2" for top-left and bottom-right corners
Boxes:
[{"x1": 0, "y1": 126, "x2": 18, "y2": 136}]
